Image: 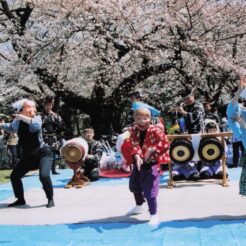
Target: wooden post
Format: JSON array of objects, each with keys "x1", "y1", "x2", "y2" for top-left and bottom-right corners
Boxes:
[
  {"x1": 221, "y1": 136, "x2": 229, "y2": 187},
  {"x1": 167, "y1": 161, "x2": 174, "y2": 188}
]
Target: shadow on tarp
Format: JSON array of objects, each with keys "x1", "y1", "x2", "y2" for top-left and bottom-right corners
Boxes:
[
  {"x1": 152, "y1": 216, "x2": 246, "y2": 231},
  {"x1": 67, "y1": 215, "x2": 246, "y2": 232},
  {"x1": 67, "y1": 216, "x2": 147, "y2": 233},
  {"x1": 0, "y1": 219, "x2": 246, "y2": 246}
]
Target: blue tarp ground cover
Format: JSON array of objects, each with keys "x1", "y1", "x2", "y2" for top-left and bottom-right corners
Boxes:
[
  {"x1": 0, "y1": 221, "x2": 246, "y2": 246},
  {"x1": 0, "y1": 168, "x2": 245, "y2": 246}
]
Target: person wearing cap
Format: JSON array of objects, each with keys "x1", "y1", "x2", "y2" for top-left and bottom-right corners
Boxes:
[
  {"x1": 204, "y1": 101, "x2": 220, "y2": 125},
  {"x1": 172, "y1": 87, "x2": 205, "y2": 181},
  {"x1": 82, "y1": 127, "x2": 104, "y2": 181},
  {"x1": 199, "y1": 121, "x2": 228, "y2": 179},
  {"x1": 0, "y1": 99, "x2": 55, "y2": 208},
  {"x1": 126, "y1": 106, "x2": 170, "y2": 227},
  {"x1": 176, "y1": 87, "x2": 205, "y2": 134},
  {"x1": 227, "y1": 76, "x2": 246, "y2": 196},
  {"x1": 42, "y1": 95, "x2": 63, "y2": 175},
  {"x1": 126, "y1": 91, "x2": 165, "y2": 131}
]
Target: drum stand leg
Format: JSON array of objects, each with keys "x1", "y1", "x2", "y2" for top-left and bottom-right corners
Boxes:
[
  {"x1": 221, "y1": 138, "x2": 229, "y2": 187},
  {"x1": 168, "y1": 162, "x2": 174, "y2": 189},
  {"x1": 221, "y1": 157, "x2": 229, "y2": 187},
  {"x1": 64, "y1": 168, "x2": 89, "y2": 188}
]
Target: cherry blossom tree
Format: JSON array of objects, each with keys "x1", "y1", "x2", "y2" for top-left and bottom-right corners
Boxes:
[{"x1": 0, "y1": 0, "x2": 246, "y2": 135}]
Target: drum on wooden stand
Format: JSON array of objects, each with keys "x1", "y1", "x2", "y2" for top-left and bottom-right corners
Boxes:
[
  {"x1": 169, "y1": 138, "x2": 194, "y2": 164},
  {"x1": 198, "y1": 137, "x2": 224, "y2": 163},
  {"x1": 62, "y1": 137, "x2": 90, "y2": 188}
]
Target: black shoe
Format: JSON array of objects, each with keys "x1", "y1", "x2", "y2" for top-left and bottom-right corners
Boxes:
[
  {"x1": 200, "y1": 171, "x2": 212, "y2": 179},
  {"x1": 228, "y1": 165, "x2": 238, "y2": 168},
  {"x1": 188, "y1": 173, "x2": 200, "y2": 181},
  {"x1": 172, "y1": 174, "x2": 185, "y2": 181},
  {"x1": 47, "y1": 199, "x2": 55, "y2": 208},
  {"x1": 52, "y1": 171, "x2": 60, "y2": 175},
  {"x1": 215, "y1": 171, "x2": 228, "y2": 179},
  {"x1": 8, "y1": 199, "x2": 26, "y2": 207}
]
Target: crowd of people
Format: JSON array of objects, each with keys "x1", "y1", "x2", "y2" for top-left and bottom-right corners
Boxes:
[{"x1": 1, "y1": 76, "x2": 246, "y2": 227}]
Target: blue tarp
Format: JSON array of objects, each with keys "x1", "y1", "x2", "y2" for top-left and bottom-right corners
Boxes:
[{"x1": 0, "y1": 169, "x2": 245, "y2": 246}]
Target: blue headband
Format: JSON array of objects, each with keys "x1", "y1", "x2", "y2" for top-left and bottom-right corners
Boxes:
[{"x1": 132, "y1": 102, "x2": 160, "y2": 117}]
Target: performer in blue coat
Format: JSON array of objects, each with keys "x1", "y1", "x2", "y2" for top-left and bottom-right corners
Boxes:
[
  {"x1": 0, "y1": 99, "x2": 54, "y2": 208},
  {"x1": 226, "y1": 76, "x2": 246, "y2": 196}
]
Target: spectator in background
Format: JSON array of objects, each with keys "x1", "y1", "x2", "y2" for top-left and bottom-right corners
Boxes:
[
  {"x1": 82, "y1": 127, "x2": 104, "y2": 181},
  {"x1": 0, "y1": 117, "x2": 6, "y2": 168},
  {"x1": 204, "y1": 101, "x2": 220, "y2": 125},
  {"x1": 220, "y1": 117, "x2": 230, "y2": 132},
  {"x1": 42, "y1": 95, "x2": 63, "y2": 175},
  {"x1": 176, "y1": 87, "x2": 205, "y2": 134},
  {"x1": 172, "y1": 87, "x2": 205, "y2": 181},
  {"x1": 7, "y1": 132, "x2": 18, "y2": 169},
  {"x1": 199, "y1": 121, "x2": 228, "y2": 179},
  {"x1": 168, "y1": 119, "x2": 180, "y2": 135}
]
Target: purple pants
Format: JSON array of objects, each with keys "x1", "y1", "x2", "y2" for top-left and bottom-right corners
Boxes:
[{"x1": 129, "y1": 164, "x2": 160, "y2": 215}]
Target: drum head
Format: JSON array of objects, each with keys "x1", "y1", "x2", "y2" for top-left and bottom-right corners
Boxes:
[
  {"x1": 63, "y1": 144, "x2": 83, "y2": 163},
  {"x1": 170, "y1": 139, "x2": 194, "y2": 164},
  {"x1": 198, "y1": 137, "x2": 224, "y2": 163}
]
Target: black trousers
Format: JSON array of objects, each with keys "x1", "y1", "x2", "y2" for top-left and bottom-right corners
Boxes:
[
  {"x1": 51, "y1": 148, "x2": 59, "y2": 172},
  {"x1": 7, "y1": 145, "x2": 18, "y2": 168},
  {"x1": 83, "y1": 159, "x2": 99, "y2": 181},
  {"x1": 233, "y1": 141, "x2": 245, "y2": 167},
  {"x1": 10, "y1": 146, "x2": 54, "y2": 200}
]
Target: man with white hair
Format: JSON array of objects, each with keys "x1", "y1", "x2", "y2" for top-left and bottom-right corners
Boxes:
[{"x1": 0, "y1": 98, "x2": 55, "y2": 208}]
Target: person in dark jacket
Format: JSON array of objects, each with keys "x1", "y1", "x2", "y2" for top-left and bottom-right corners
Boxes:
[
  {"x1": 82, "y1": 128, "x2": 104, "y2": 181},
  {"x1": 204, "y1": 101, "x2": 220, "y2": 125},
  {"x1": 0, "y1": 99, "x2": 54, "y2": 208},
  {"x1": 173, "y1": 87, "x2": 205, "y2": 181},
  {"x1": 176, "y1": 88, "x2": 205, "y2": 134},
  {"x1": 42, "y1": 95, "x2": 63, "y2": 175}
]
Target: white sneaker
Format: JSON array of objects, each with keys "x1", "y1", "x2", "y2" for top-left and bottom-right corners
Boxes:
[
  {"x1": 148, "y1": 214, "x2": 160, "y2": 227},
  {"x1": 126, "y1": 205, "x2": 144, "y2": 215}
]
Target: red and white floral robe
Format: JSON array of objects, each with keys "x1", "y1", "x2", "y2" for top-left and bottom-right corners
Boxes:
[{"x1": 127, "y1": 124, "x2": 170, "y2": 166}]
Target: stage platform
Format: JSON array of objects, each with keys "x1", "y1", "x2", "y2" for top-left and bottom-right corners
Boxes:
[{"x1": 0, "y1": 168, "x2": 246, "y2": 245}]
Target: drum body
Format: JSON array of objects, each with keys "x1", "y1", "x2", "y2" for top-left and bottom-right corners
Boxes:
[
  {"x1": 170, "y1": 138, "x2": 194, "y2": 164},
  {"x1": 198, "y1": 137, "x2": 224, "y2": 163},
  {"x1": 62, "y1": 138, "x2": 88, "y2": 168}
]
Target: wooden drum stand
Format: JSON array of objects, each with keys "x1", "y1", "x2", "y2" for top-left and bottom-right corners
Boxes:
[
  {"x1": 64, "y1": 161, "x2": 90, "y2": 189},
  {"x1": 167, "y1": 132, "x2": 232, "y2": 189}
]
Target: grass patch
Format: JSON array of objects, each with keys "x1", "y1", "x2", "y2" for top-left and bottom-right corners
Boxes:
[{"x1": 0, "y1": 169, "x2": 12, "y2": 184}]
